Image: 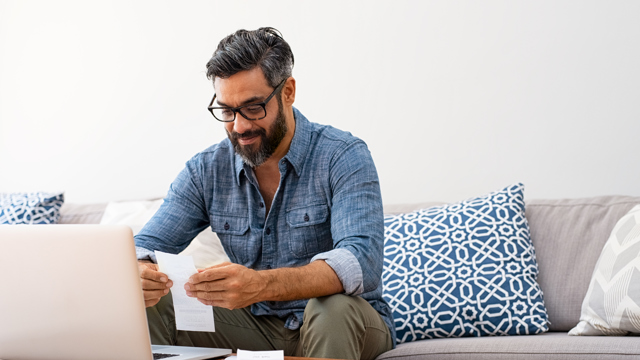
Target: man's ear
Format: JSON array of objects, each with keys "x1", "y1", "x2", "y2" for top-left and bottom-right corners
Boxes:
[{"x1": 281, "y1": 77, "x2": 296, "y2": 106}]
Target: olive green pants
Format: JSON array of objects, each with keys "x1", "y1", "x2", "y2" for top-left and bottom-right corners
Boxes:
[{"x1": 146, "y1": 293, "x2": 392, "y2": 359}]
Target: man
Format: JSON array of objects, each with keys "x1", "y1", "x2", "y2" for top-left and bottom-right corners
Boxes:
[{"x1": 135, "y1": 27, "x2": 395, "y2": 359}]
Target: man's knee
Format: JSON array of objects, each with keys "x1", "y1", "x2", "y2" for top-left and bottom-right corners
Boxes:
[
  {"x1": 300, "y1": 295, "x2": 391, "y2": 359},
  {"x1": 303, "y1": 294, "x2": 366, "y2": 331}
]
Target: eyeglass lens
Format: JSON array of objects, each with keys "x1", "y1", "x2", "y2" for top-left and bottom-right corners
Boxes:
[{"x1": 211, "y1": 104, "x2": 266, "y2": 122}]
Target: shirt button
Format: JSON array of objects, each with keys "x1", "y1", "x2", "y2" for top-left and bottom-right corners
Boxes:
[
  {"x1": 266, "y1": 227, "x2": 271, "y2": 235},
  {"x1": 304, "y1": 214, "x2": 310, "y2": 222},
  {"x1": 259, "y1": 202, "x2": 264, "y2": 208},
  {"x1": 224, "y1": 222, "x2": 230, "y2": 230}
]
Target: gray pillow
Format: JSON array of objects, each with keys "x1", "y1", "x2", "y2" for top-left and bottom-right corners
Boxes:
[{"x1": 569, "y1": 205, "x2": 640, "y2": 335}]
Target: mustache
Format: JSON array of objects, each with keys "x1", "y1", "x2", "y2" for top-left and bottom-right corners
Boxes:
[{"x1": 230, "y1": 128, "x2": 266, "y2": 141}]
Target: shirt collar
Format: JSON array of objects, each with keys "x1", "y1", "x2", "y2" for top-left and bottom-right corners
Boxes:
[
  {"x1": 233, "y1": 107, "x2": 311, "y2": 185},
  {"x1": 282, "y1": 107, "x2": 311, "y2": 177}
]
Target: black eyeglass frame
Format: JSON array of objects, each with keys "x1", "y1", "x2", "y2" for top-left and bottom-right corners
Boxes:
[{"x1": 207, "y1": 79, "x2": 287, "y2": 122}]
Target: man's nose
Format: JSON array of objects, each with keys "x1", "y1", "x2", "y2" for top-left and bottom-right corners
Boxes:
[{"x1": 233, "y1": 112, "x2": 253, "y2": 134}]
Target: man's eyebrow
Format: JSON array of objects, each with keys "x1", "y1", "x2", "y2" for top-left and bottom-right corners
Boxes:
[{"x1": 215, "y1": 95, "x2": 264, "y2": 108}]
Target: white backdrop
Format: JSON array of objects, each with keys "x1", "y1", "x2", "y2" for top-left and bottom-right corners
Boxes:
[{"x1": 1, "y1": 1, "x2": 639, "y2": 204}]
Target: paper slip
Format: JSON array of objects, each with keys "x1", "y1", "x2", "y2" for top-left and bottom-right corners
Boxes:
[
  {"x1": 155, "y1": 251, "x2": 215, "y2": 332},
  {"x1": 235, "y1": 349, "x2": 284, "y2": 360}
]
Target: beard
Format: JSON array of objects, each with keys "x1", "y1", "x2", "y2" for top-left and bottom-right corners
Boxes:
[{"x1": 228, "y1": 99, "x2": 288, "y2": 168}]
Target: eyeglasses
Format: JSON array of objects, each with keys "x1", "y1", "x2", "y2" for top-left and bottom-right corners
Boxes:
[{"x1": 207, "y1": 79, "x2": 286, "y2": 122}]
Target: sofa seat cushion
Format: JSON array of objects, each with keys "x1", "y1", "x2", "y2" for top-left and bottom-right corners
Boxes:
[{"x1": 376, "y1": 332, "x2": 640, "y2": 360}]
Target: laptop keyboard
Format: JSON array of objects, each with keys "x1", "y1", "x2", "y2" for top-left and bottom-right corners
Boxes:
[{"x1": 153, "y1": 353, "x2": 180, "y2": 359}]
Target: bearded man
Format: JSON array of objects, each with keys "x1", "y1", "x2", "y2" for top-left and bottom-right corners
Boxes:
[{"x1": 134, "y1": 27, "x2": 394, "y2": 359}]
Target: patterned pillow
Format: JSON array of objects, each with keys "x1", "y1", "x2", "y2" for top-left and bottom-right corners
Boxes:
[
  {"x1": 382, "y1": 183, "x2": 548, "y2": 344},
  {"x1": 0, "y1": 192, "x2": 65, "y2": 224},
  {"x1": 569, "y1": 204, "x2": 640, "y2": 336}
]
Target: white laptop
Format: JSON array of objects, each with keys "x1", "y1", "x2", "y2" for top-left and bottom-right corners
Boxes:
[{"x1": 0, "y1": 224, "x2": 231, "y2": 360}]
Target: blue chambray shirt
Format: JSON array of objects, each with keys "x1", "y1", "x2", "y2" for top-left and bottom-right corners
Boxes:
[{"x1": 135, "y1": 107, "x2": 395, "y2": 345}]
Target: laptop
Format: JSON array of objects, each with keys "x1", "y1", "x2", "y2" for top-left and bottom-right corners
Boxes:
[{"x1": 0, "y1": 224, "x2": 231, "y2": 360}]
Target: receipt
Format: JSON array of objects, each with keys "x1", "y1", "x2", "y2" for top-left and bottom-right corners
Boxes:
[
  {"x1": 155, "y1": 251, "x2": 215, "y2": 332},
  {"x1": 237, "y1": 349, "x2": 284, "y2": 360}
]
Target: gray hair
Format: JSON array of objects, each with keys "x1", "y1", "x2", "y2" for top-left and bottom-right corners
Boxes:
[{"x1": 206, "y1": 27, "x2": 294, "y2": 88}]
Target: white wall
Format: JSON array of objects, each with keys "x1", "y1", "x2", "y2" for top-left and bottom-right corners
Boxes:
[{"x1": 1, "y1": 0, "x2": 639, "y2": 204}]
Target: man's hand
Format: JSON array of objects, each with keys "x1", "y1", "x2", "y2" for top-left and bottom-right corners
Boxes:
[
  {"x1": 184, "y1": 260, "x2": 344, "y2": 310},
  {"x1": 185, "y1": 262, "x2": 266, "y2": 310},
  {"x1": 138, "y1": 261, "x2": 173, "y2": 308}
]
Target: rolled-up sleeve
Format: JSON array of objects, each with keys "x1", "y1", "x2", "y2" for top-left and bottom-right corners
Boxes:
[
  {"x1": 311, "y1": 248, "x2": 364, "y2": 295},
  {"x1": 136, "y1": 246, "x2": 158, "y2": 263},
  {"x1": 313, "y1": 140, "x2": 384, "y2": 295}
]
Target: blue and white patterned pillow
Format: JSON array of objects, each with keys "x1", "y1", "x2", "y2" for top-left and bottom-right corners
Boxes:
[
  {"x1": 0, "y1": 192, "x2": 65, "y2": 224},
  {"x1": 382, "y1": 183, "x2": 548, "y2": 344}
]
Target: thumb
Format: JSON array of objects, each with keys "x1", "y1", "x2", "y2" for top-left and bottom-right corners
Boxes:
[{"x1": 199, "y1": 261, "x2": 232, "y2": 272}]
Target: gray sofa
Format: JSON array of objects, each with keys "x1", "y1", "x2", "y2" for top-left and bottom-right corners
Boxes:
[{"x1": 59, "y1": 195, "x2": 640, "y2": 359}]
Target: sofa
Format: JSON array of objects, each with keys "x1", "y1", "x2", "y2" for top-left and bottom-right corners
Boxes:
[{"x1": 57, "y1": 194, "x2": 640, "y2": 359}]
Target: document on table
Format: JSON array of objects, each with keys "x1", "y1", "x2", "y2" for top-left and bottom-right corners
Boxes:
[
  {"x1": 229, "y1": 349, "x2": 284, "y2": 360},
  {"x1": 155, "y1": 251, "x2": 215, "y2": 332}
]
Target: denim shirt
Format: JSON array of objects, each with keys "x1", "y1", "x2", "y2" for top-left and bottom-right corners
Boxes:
[{"x1": 135, "y1": 108, "x2": 395, "y2": 345}]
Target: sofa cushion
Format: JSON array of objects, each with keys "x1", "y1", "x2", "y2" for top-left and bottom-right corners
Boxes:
[
  {"x1": 100, "y1": 199, "x2": 165, "y2": 234},
  {"x1": 569, "y1": 204, "x2": 640, "y2": 335},
  {"x1": 58, "y1": 202, "x2": 107, "y2": 224},
  {"x1": 0, "y1": 192, "x2": 64, "y2": 224},
  {"x1": 382, "y1": 183, "x2": 548, "y2": 344},
  {"x1": 525, "y1": 196, "x2": 640, "y2": 332},
  {"x1": 375, "y1": 332, "x2": 640, "y2": 360},
  {"x1": 100, "y1": 199, "x2": 230, "y2": 269}
]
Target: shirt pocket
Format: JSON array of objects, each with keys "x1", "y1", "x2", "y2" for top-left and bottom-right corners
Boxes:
[
  {"x1": 210, "y1": 213, "x2": 255, "y2": 265},
  {"x1": 286, "y1": 204, "x2": 333, "y2": 259}
]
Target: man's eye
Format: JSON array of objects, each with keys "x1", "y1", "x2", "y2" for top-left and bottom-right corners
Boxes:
[
  {"x1": 220, "y1": 109, "x2": 234, "y2": 116},
  {"x1": 244, "y1": 105, "x2": 263, "y2": 115}
]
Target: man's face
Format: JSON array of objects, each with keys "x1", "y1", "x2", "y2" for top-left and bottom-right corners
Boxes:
[
  {"x1": 213, "y1": 68, "x2": 288, "y2": 168},
  {"x1": 227, "y1": 98, "x2": 287, "y2": 168}
]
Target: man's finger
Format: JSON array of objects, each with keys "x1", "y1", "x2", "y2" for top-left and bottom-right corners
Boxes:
[
  {"x1": 189, "y1": 289, "x2": 224, "y2": 301},
  {"x1": 186, "y1": 277, "x2": 229, "y2": 292},
  {"x1": 190, "y1": 264, "x2": 235, "y2": 284},
  {"x1": 142, "y1": 278, "x2": 173, "y2": 291},
  {"x1": 197, "y1": 298, "x2": 238, "y2": 310},
  {"x1": 144, "y1": 288, "x2": 169, "y2": 298},
  {"x1": 140, "y1": 266, "x2": 169, "y2": 283},
  {"x1": 145, "y1": 298, "x2": 161, "y2": 308},
  {"x1": 142, "y1": 288, "x2": 169, "y2": 306},
  {"x1": 200, "y1": 262, "x2": 232, "y2": 271},
  {"x1": 138, "y1": 262, "x2": 159, "y2": 272},
  {"x1": 198, "y1": 298, "x2": 217, "y2": 306}
]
